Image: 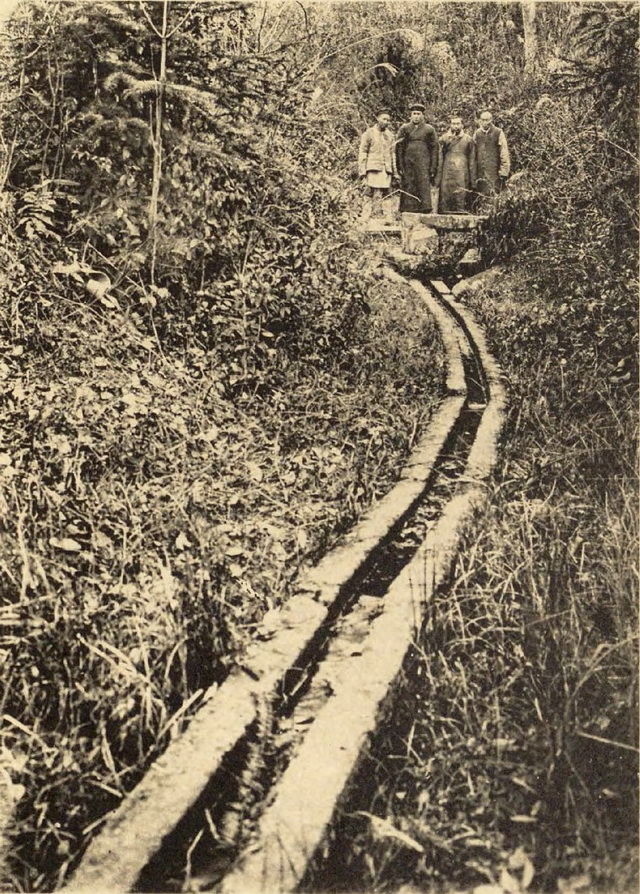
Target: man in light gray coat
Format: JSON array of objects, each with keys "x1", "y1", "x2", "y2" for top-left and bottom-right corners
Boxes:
[{"x1": 358, "y1": 109, "x2": 397, "y2": 221}]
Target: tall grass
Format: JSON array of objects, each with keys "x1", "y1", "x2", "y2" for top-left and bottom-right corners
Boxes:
[
  {"x1": 315, "y1": 264, "x2": 638, "y2": 894},
  {"x1": 0, "y1": 214, "x2": 445, "y2": 890}
]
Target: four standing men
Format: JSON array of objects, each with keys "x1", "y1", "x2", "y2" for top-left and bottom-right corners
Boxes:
[{"x1": 358, "y1": 105, "x2": 510, "y2": 218}]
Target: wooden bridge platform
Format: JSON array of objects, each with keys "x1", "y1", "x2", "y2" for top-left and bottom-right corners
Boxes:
[{"x1": 364, "y1": 212, "x2": 486, "y2": 235}]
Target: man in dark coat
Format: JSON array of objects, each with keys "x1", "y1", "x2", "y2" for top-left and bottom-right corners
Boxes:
[
  {"x1": 437, "y1": 115, "x2": 476, "y2": 213},
  {"x1": 473, "y1": 110, "x2": 510, "y2": 207},
  {"x1": 396, "y1": 102, "x2": 439, "y2": 214}
]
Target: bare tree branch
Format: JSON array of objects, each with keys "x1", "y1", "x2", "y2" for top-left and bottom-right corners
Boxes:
[{"x1": 138, "y1": 0, "x2": 162, "y2": 39}]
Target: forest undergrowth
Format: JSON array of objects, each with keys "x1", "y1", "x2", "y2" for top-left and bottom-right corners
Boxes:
[
  {"x1": 311, "y1": 8, "x2": 638, "y2": 890},
  {"x1": 0, "y1": 1, "x2": 638, "y2": 892},
  {"x1": 0, "y1": 200, "x2": 444, "y2": 890}
]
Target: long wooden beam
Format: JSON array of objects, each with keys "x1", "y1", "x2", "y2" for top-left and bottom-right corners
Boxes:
[{"x1": 401, "y1": 212, "x2": 486, "y2": 230}]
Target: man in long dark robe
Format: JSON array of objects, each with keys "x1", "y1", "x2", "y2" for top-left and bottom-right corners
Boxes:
[
  {"x1": 437, "y1": 115, "x2": 476, "y2": 213},
  {"x1": 396, "y1": 102, "x2": 439, "y2": 214},
  {"x1": 473, "y1": 110, "x2": 510, "y2": 208}
]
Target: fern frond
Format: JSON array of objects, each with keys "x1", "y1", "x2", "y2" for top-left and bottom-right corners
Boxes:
[
  {"x1": 123, "y1": 78, "x2": 160, "y2": 100},
  {"x1": 164, "y1": 82, "x2": 218, "y2": 116},
  {"x1": 103, "y1": 70, "x2": 139, "y2": 93}
]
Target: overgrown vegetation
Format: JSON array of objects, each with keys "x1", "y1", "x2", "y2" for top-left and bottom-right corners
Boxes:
[
  {"x1": 0, "y1": 2, "x2": 447, "y2": 889},
  {"x1": 308, "y1": 4, "x2": 638, "y2": 893},
  {"x1": 0, "y1": 1, "x2": 637, "y2": 891}
]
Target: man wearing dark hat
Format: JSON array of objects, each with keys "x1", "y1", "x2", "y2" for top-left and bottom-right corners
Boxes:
[
  {"x1": 358, "y1": 109, "x2": 397, "y2": 221},
  {"x1": 396, "y1": 102, "x2": 439, "y2": 214}
]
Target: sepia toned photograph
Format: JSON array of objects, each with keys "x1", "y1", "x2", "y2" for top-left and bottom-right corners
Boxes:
[{"x1": 0, "y1": 1, "x2": 637, "y2": 892}]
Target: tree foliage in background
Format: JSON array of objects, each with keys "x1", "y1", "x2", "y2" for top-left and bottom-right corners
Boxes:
[
  {"x1": 557, "y1": 2, "x2": 639, "y2": 146},
  {"x1": 0, "y1": 1, "x2": 637, "y2": 891},
  {"x1": 478, "y1": 0, "x2": 638, "y2": 375},
  {"x1": 555, "y1": 1, "x2": 639, "y2": 239},
  {"x1": 263, "y1": 2, "x2": 573, "y2": 130},
  {"x1": 4, "y1": 2, "x2": 290, "y2": 277},
  {"x1": 0, "y1": 3, "x2": 445, "y2": 889},
  {"x1": 1, "y1": 0, "x2": 380, "y2": 384}
]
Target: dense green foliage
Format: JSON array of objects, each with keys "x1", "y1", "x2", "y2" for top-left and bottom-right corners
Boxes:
[
  {"x1": 306, "y1": 4, "x2": 638, "y2": 893},
  {"x1": 478, "y1": 3, "x2": 638, "y2": 381},
  {"x1": 0, "y1": 2, "x2": 447, "y2": 888},
  {"x1": 0, "y1": 1, "x2": 637, "y2": 891}
]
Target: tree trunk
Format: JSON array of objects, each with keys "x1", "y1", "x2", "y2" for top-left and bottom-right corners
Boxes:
[
  {"x1": 522, "y1": 0, "x2": 538, "y2": 73},
  {"x1": 149, "y1": 0, "x2": 169, "y2": 281}
]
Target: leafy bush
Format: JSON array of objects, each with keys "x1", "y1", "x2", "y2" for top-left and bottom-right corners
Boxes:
[
  {"x1": 0, "y1": 9, "x2": 447, "y2": 876},
  {"x1": 477, "y1": 174, "x2": 552, "y2": 262},
  {"x1": 305, "y1": 6, "x2": 638, "y2": 893}
]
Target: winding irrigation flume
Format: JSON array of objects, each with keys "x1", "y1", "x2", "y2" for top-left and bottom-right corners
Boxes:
[{"x1": 60, "y1": 248, "x2": 507, "y2": 893}]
